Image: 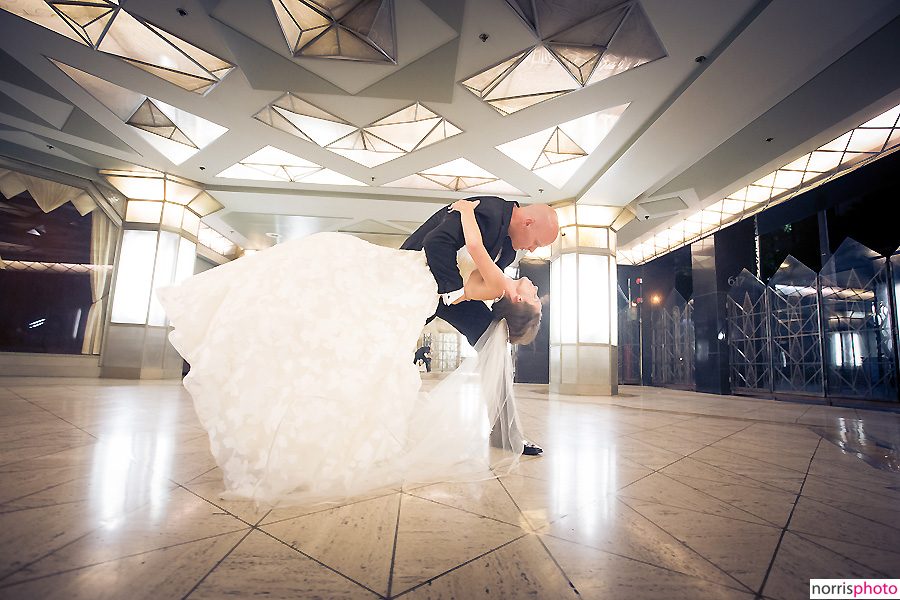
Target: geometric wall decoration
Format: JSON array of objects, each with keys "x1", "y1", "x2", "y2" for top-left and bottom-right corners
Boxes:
[
  {"x1": 497, "y1": 103, "x2": 628, "y2": 187},
  {"x1": 462, "y1": 0, "x2": 665, "y2": 114},
  {"x1": 255, "y1": 95, "x2": 462, "y2": 167},
  {"x1": 0, "y1": 0, "x2": 234, "y2": 94},
  {"x1": 216, "y1": 146, "x2": 366, "y2": 186},
  {"x1": 50, "y1": 59, "x2": 228, "y2": 165},
  {"x1": 618, "y1": 101, "x2": 900, "y2": 265},
  {"x1": 383, "y1": 158, "x2": 524, "y2": 195},
  {"x1": 270, "y1": 0, "x2": 396, "y2": 63}
]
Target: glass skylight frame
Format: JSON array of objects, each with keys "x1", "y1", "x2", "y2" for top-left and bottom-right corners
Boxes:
[
  {"x1": 216, "y1": 146, "x2": 366, "y2": 186},
  {"x1": 461, "y1": 0, "x2": 665, "y2": 115},
  {"x1": 254, "y1": 95, "x2": 463, "y2": 167},
  {"x1": 1, "y1": 0, "x2": 234, "y2": 94}
]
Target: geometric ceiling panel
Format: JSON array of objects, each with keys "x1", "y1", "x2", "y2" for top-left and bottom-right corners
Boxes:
[
  {"x1": 0, "y1": 0, "x2": 234, "y2": 94},
  {"x1": 270, "y1": 0, "x2": 396, "y2": 63},
  {"x1": 254, "y1": 93, "x2": 356, "y2": 146},
  {"x1": 255, "y1": 95, "x2": 462, "y2": 167},
  {"x1": 462, "y1": 0, "x2": 665, "y2": 114},
  {"x1": 383, "y1": 158, "x2": 524, "y2": 195},
  {"x1": 50, "y1": 59, "x2": 228, "y2": 165},
  {"x1": 497, "y1": 103, "x2": 628, "y2": 188},
  {"x1": 216, "y1": 145, "x2": 366, "y2": 186}
]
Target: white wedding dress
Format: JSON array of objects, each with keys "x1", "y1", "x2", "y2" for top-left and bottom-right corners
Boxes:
[{"x1": 157, "y1": 232, "x2": 524, "y2": 506}]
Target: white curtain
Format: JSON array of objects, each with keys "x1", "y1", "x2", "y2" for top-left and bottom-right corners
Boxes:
[{"x1": 81, "y1": 211, "x2": 116, "y2": 354}]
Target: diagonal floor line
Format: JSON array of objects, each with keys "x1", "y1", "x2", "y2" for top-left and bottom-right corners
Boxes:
[
  {"x1": 539, "y1": 519, "x2": 754, "y2": 595},
  {"x1": 403, "y1": 484, "x2": 528, "y2": 529},
  {"x1": 790, "y1": 529, "x2": 899, "y2": 579},
  {"x1": 386, "y1": 492, "x2": 403, "y2": 599},
  {"x1": 181, "y1": 528, "x2": 254, "y2": 600},
  {"x1": 389, "y1": 534, "x2": 528, "y2": 599},
  {"x1": 4, "y1": 388, "x2": 100, "y2": 443},
  {"x1": 0, "y1": 528, "x2": 251, "y2": 590},
  {"x1": 754, "y1": 438, "x2": 822, "y2": 600},
  {"x1": 253, "y1": 525, "x2": 388, "y2": 599}
]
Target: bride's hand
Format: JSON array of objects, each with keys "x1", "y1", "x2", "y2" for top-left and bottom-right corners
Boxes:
[{"x1": 448, "y1": 199, "x2": 480, "y2": 214}]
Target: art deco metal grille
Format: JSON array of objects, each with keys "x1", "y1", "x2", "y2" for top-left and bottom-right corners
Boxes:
[
  {"x1": 651, "y1": 291, "x2": 694, "y2": 387},
  {"x1": 727, "y1": 269, "x2": 770, "y2": 393},
  {"x1": 768, "y1": 255, "x2": 824, "y2": 396}
]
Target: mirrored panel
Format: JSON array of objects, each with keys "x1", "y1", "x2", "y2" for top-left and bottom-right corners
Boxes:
[
  {"x1": 0, "y1": 188, "x2": 115, "y2": 354},
  {"x1": 820, "y1": 239, "x2": 896, "y2": 401}
]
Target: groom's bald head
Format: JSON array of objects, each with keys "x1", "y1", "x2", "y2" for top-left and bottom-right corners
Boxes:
[{"x1": 509, "y1": 204, "x2": 559, "y2": 252}]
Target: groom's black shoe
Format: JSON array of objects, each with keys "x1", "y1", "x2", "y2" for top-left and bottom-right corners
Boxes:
[{"x1": 523, "y1": 441, "x2": 543, "y2": 456}]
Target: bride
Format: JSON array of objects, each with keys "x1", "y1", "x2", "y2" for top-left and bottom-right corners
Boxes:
[{"x1": 157, "y1": 199, "x2": 543, "y2": 506}]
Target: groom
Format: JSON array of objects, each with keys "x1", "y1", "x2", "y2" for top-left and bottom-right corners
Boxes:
[
  {"x1": 401, "y1": 196, "x2": 559, "y2": 456},
  {"x1": 401, "y1": 195, "x2": 559, "y2": 346}
]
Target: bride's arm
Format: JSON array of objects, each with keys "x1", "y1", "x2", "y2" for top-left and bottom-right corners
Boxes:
[{"x1": 448, "y1": 200, "x2": 507, "y2": 301}]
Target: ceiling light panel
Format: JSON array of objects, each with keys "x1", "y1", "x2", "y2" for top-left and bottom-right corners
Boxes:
[
  {"x1": 255, "y1": 95, "x2": 462, "y2": 167},
  {"x1": 384, "y1": 158, "x2": 524, "y2": 195},
  {"x1": 271, "y1": 0, "x2": 396, "y2": 63},
  {"x1": 50, "y1": 59, "x2": 227, "y2": 165},
  {"x1": 497, "y1": 103, "x2": 629, "y2": 187},
  {"x1": 1, "y1": 0, "x2": 233, "y2": 94},
  {"x1": 462, "y1": 1, "x2": 665, "y2": 114},
  {"x1": 217, "y1": 145, "x2": 365, "y2": 186}
]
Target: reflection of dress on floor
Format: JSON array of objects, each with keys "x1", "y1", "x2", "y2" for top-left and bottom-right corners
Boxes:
[{"x1": 157, "y1": 232, "x2": 524, "y2": 506}]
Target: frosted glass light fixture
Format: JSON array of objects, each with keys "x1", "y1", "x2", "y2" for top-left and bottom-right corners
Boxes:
[
  {"x1": 271, "y1": 0, "x2": 396, "y2": 63},
  {"x1": 216, "y1": 146, "x2": 365, "y2": 185},
  {"x1": 1, "y1": 0, "x2": 233, "y2": 93},
  {"x1": 498, "y1": 104, "x2": 628, "y2": 188},
  {"x1": 462, "y1": 1, "x2": 665, "y2": 114},
  {"x1": 618, "y1": 101, "x2": 900, "y2": 265},
  {"x1": 383, "y1": 158, "x2": 524, "y2": 195},
  {"x1": 549, "y1": 202, "x2": 619, "y2": 394},
  {"x1": 255, "y1": 95, "x2": 463, "y2": 167},
  {"x1": 100, "y1": 168, "x2": 223, "y2": 237},
  {"x1": 51, "y1": 59, "x2": 228, "y2": 164}
]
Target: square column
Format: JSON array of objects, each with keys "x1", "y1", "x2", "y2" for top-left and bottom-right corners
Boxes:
[{"x1": 550, "y1": 204, "x2": 625, "y2": 395}]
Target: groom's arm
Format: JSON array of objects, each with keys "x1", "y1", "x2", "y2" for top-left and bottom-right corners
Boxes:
[{"x1": 422, "y1": 207, "x2": 505, "y2": 302}]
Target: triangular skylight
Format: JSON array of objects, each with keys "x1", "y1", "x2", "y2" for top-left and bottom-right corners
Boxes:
[
  {"x1": 216, "y1": 146, "x2": 365, "y2": 186},
  {"x1": 271, "y1": 0, "x2": 396, "y2": 63},
  {"x1": 49, "y1": 59, "x2": 227, "y2": 165},
  {"x1": 50, "y1": 58, "x2": 228, "y2": 165},
  {"x1": 497, "y1": 103, "x2": 628, "y2": 187},
  {"x1": 255, "y1": 96, "x2": 463, "y2": 167},
  {"x1": 384, "y1": 158, "x2": 524, "y2": 195},
  {"x1": 462, "y1": 0, "x2": 665, "y2": 114},
  {"x1": 1, "y1": 0, "x2": 233, "y2": 94}
]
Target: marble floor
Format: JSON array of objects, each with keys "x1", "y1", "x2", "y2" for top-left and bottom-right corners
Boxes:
[{"x1": 0, "y1": 377, "x2": 898, "y2": 600}]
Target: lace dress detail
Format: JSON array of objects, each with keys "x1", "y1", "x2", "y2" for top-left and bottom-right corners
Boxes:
[{"x1": 157, "y1": 233, "x2": 522, "y2": 506}]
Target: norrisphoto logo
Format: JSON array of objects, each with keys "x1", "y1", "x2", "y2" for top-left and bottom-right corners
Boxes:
[{"x1": 811, "y1": 580, "x2": 900, "y2": 599}]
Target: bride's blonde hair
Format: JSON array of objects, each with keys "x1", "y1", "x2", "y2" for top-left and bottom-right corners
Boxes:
[{"x1": 492, "y1": 297, "x2": 541, "y2": 345}]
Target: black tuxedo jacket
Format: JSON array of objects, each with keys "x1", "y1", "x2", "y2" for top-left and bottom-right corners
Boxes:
[
  {"x1": 400, "y1": 196, "x2": 518, "y2": 295},
  {"x1": 401, "y1": 196, "x2": 518, "y2": 346}
]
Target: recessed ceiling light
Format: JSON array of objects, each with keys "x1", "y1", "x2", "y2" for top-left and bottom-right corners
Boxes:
[{"x1": 266, "y1": 232, "x2": 281, "y2": 238}]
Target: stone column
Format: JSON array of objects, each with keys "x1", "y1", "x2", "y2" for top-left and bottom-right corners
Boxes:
[{"x1": 550, "y1": 204, "x2": 630, "y2": 395}]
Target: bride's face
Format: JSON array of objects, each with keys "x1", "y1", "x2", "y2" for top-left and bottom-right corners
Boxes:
[{"x1": 513, "y1": 277, "x2": 541, "y2": 310}]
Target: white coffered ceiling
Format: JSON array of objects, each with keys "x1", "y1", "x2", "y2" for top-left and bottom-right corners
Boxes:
[{"x1": 1, "y1": 0, "x2": 899, "y2": 253}]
